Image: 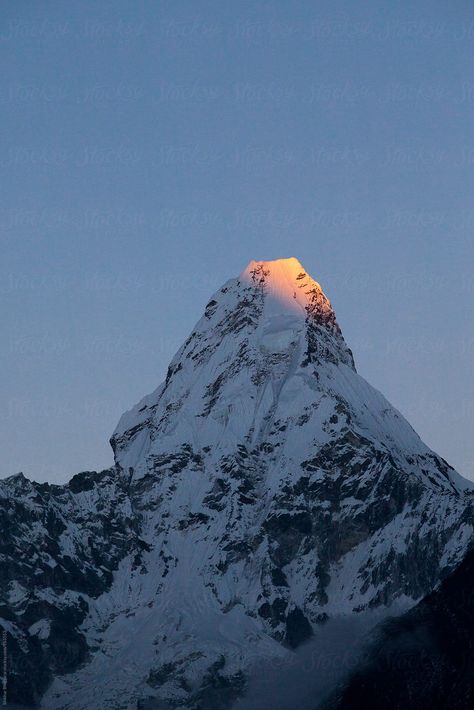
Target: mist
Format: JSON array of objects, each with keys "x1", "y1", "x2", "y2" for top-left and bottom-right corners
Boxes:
[{"x1": 234, "y1": 607, "x2": 405, "y2": 710}]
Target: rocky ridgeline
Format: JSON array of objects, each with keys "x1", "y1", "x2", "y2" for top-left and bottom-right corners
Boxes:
[{"x1": 1, "y1": 258, "x2": 473, "y2": 709}]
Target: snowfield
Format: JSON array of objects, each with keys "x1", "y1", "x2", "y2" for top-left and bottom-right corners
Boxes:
[{"x1": 1, "y1": 258, "x2": 473, "y2": 709}]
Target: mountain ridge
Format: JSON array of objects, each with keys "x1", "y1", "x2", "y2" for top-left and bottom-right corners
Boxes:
[{"x1": 1, "y1": 258, "x2": 473, "y2": 709}]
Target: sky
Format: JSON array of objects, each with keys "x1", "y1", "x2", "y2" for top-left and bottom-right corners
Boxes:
[{"x1": 1, "y1": 0, "x2": 473, "y2": 483}]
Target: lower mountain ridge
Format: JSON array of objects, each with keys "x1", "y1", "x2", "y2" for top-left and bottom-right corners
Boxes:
[
  {"x1": 325, "y1": 548, "x2": 474, "y2": 710},
  {"x1": 1, "y1": 258, "x2": 473, "y2": 709}
]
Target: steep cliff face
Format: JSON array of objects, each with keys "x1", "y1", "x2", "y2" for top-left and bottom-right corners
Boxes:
[
  {"x1": 326, "y1": 549, "x2": 474, "y2": 710},
  {"x1": 1, "y1": 258, "x2": 473, "y2": 709},
  {"x1": 0, "y1": 468, "x2": 141, "y2": 706}
]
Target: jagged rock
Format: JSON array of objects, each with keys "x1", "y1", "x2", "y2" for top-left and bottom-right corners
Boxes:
[
  {"x1": 326, "y1": 548, "x2": 474, "y2": 710},
  {"x1": 1, "y1": 257, "x2": 473, "y2": 708}
]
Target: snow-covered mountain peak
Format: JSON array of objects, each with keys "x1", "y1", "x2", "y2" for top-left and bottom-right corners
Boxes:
[
  {"x1": 240, "y1": 257, "x2": 329, "y2": 319},
  {"x1": 111, "y1": 258, "x2": 355, "y2": 470},
  {"x1": 110, "y1": 256, "x2": 468, "y2": 497},
  {"x1": 3, "y1": 258, "x2": 474, "y2": 710},
  {"x1": 241, "y1": 256, "x2": 317, "y2": 290}
]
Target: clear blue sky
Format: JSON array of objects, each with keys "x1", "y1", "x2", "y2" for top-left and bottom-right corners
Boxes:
[{"x1": 1, "y1": 0, "x2": 473, "y2": 482}]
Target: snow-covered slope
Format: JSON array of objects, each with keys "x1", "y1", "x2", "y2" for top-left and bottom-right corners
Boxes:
[{"x1": 1, "y1": 258, "x2": 473, "y2": 709}]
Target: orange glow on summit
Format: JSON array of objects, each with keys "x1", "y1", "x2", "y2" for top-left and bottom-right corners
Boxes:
[{"x1": 240, "y1": 257, "x2": 333, "y2": 317}]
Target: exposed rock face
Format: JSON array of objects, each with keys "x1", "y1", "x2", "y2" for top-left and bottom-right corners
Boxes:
[
  {"x1": 0, "y1": 469, "x2": 141, "y2": 706},
  {"x1": 1, "y1": 258, "x2": 473, "y2": 708},
  {"x1": 326, "y1": 548, "x2": 474, "y2": 710}
]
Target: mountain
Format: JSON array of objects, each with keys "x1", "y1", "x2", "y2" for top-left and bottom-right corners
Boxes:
[
  {"x1": 1, "y1": 257, "x2": 473, "y2": 709},
  {"x1": 325, "y1": 548, "x2": 474, "y2": 710}
]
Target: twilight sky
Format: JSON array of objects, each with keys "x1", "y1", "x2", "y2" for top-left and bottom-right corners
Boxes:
[{"x1": 1, "y1": 0, "x2": 474, "y2": 483}]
